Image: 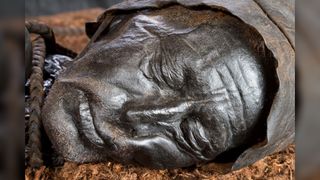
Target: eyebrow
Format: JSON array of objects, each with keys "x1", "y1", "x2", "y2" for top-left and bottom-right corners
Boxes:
[{"x1": 146, "y1": 35, "x2": 204, "y2": 90}]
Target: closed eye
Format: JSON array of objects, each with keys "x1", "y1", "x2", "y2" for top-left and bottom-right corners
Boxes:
[
  {"x1": 179, "y1": 115, "x2": 213, "y2": 160},
  {"x1": 142, "y1": 36, "x2": 188, "y2": 90}
]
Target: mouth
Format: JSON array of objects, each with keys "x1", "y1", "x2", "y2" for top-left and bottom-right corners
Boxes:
[{"x1": 77, "y1": 90, "x2": 105, "y2": 147}]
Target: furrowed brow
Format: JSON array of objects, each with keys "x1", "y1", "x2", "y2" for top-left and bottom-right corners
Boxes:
[{"x1": 148, "y1": 36, "x2": 202, "y2": 90}]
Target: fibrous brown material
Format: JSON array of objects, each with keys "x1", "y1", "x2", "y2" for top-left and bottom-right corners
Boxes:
[{"x1": 25, "y1": 145, "x2": 294, "y2": 179}]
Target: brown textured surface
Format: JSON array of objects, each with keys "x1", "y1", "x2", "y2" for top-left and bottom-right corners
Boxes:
[
  {"x1": 25, "y1": 8, "x2": 295, "y2": 179},
  {"x1": 25, "y1": 145, "x2": 294, "y2": 179}
]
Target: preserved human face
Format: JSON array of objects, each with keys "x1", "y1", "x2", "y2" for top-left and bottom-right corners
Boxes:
[{"x1": 43, "y1": 6, "x2": 269, "y2": 168}]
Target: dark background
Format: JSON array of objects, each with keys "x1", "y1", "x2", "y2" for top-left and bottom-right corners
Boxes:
[{"x1": 25, "y1": 0, "x2": 122, "y2": 16}]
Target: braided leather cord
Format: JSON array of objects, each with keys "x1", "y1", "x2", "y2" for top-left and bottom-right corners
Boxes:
[
  {"x1": 25, "y1": 21, "x2": 78, "y2": 168},
  {"x1": 25, "y1": 21, "x2": 77, "y2": 58},
  {"x1": 25, "y1": 21, "x2": 56, "y2": 46},
  {"x1": 27, "y1": 36, "x2": 46, "y2": 168}
]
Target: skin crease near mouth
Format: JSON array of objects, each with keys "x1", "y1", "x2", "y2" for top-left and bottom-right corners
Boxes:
[{"x1": 42, "y1": 5, "x2": 278, "y2": 169}]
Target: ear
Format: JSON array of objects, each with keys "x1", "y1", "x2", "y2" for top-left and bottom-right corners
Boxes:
[{"x1": 85, "y1": 22, "x2": 101, "y2": 39}]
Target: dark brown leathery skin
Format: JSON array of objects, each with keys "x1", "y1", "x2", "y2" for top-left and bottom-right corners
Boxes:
[
  {"x1": 100, "y1": 0, "x2": 294, "y2": 170},
  {"x1": 43, "y1": 1, "x2": 294, "y2": 170}
]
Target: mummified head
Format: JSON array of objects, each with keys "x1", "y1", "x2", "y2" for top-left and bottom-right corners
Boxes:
[{"x1": 43, "y1": 6, "x2": 275, "y2": 168}]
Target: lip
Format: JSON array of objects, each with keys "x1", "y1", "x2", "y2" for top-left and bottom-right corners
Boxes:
[{"x1": 77, "y1": 90, "x2": 105, "y2": 147}]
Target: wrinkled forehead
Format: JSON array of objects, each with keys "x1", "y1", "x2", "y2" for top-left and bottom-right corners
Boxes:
[
  {"x1": 96, "y1": 6, "x2": 253, "y2": 44},
  {"x1": 89, "y1": 6, "x2": 259, "y2": 63},
  {"x1": 98, "y1": 6, "x2": 228, "y2": 39}
]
